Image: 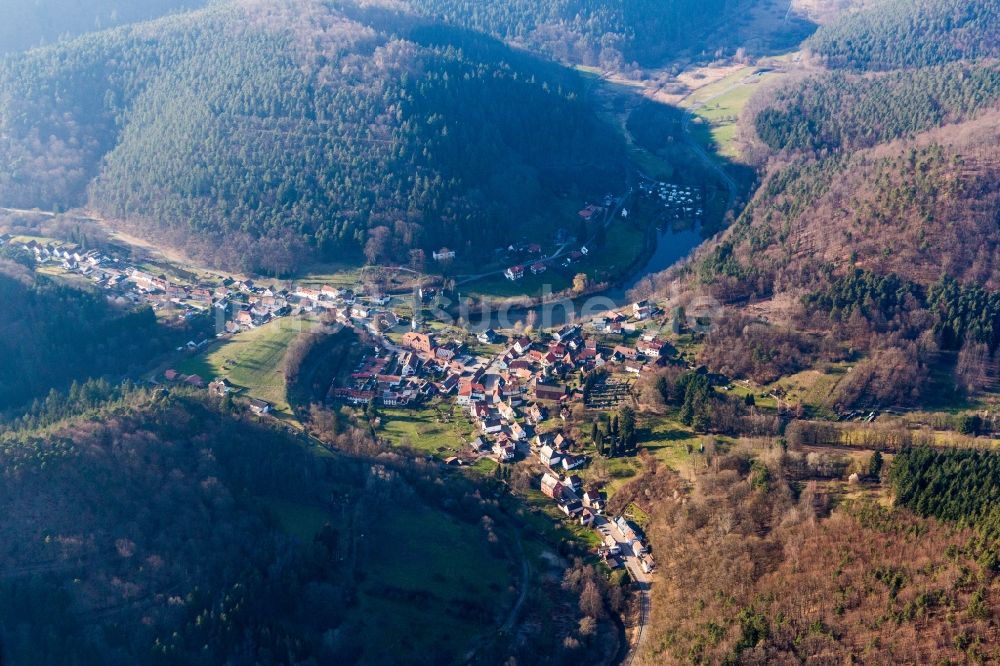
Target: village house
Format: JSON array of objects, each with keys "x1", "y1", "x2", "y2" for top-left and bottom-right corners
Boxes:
[
  {"x1": 458, "y1": 381, "x2": 486, "y2": 405},
  {"x1": 402, "y1": 332, "x2": 435, "y2": 354},
  {"x1": 498, "y1": 401, "x2": 518, "y2": 421},
  {"x1": 540, "y1": 472, "x2": 564, "y2": 500},
  {"x1": 248, "y1": 398, "x2": 272, "y2": 416},
  {"x1": 235, "y1": 310, "x2": 254, "y2": 327},
  {"x1": 613, "y1": 345, "x2": 639, "y2": 361},
  {"x1": 624, "y1": 359, "x2": 645, "y2": 375},
  {"x1": 399, "y1": 352, "x2": 419, "y2": 376},
  {"x1": 632, "y1": 301, "x2": 653, "y2": 320},
  {"x1": 508, "y1": 359, "x2": 534, "y2": 380},
  {"x1": 534, "y1": 382, "x2": 566, "y2": 402},
  {"x1": 208, "y1": 378, "x2": 234, "y2": 397},
  {"x1": 534, "y1": 432, "x2": 554, "y2": 450},
  {"x1": 553, "y1": 432, "x2": 571, "y2": 451},
  {"x1": 477, "y1": 328, "x2": 499, "y2": 344},
  {"x1": 558, "y1": 499, "x2": 583, "y2": 517},
  {"x1": 470, "y1": 401, "x2": 491, "y2": 420},
  {"x1": 539, "y1": 444, "x2": 562, "y2": 468},
  {"x1": 577, "y1": 204, "x2": 602, "y2": 221},
  {"x1": 295, "y1": 286, "x2": 322, "y2": 300},
  {"x1": 582, "y1": 489, "x2": 606, "y2": 514},
  {"x1": 637, "y1": 338, "x2": 668, "y2": 358},
  {"x1": 513, "y1": 337, "x2": 533, "y2": 354},
  {"x1": 331, "y1": 388, "x2": 376, "y2": 405},
  {"x1": 553, "y1": 325, "x2": 580, "y2": 343},
  {"x1": 508, "y1": 421, "x2": 527, "y2": 441},
  {"x1": 439, "y1": 374, "x2": 459, "y2": 395},
  {"x1": 526, "y1": 403, "x2": 546, "y2": 424},
  {"x1": 432, "y1": 247, "x2": 456, "y2": 261},
  {"x1": 376, "y1": 374, "x2": 402, "y2": 388},
  {"x1": 493, "y1": 438, "x2": 516, "y2": 463},
  {"x1": 504, "y1": 265, "x2": 525, "y2": 281},
  {"x1": 530, "y1": 261, "x2": 547, "y2": 275},
  {"x1": 191, "y1": 288, "x2": 212, "y2": 303},
  {"x1": 435, "y1": 343, "x2": 458, "y2": 362},
  {"x1": 481, "y1": 417, "x2": 503, "y2": 435}
]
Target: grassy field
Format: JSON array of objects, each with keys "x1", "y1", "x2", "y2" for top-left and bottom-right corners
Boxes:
[
  {"x1": 584, "y1": 413, "x2": 700, "y2": 497},
  {"x1": 264, "y1": 494, "x2": 516, "y2": 664},
  {"x1": 681, "y1": 66, "x2": 757, "y2": 107},
  {"x1": 176, "y1": 316, "x2": 315, "y2": 417},
  {"x1": 587, "y1": 218, "x2": 646, "y2": 283},
  {"x1": 682, "y1": 68, "x2": 783, "y2": 158},
  {"x1": 467, "y1": 217, "x2": 646, "y2": 299},
  {"x1": 519, "y1": 487, "x2": 603, "y2": 548},
  {"x1": 465, "y1": 268, "x2": 573, "y2": 299},
  {"x1": 35, "y1": 264, "x2": 96, "y2": 290},
  {"x1": 380, "y1": 401, "x2": 475, "y2": 457},
  {"x1": 359, "y1": 502, "x2": 515, "y2": 663},
  {"x1": 263, "y1": 496, "x2": 332, "y2": 542}
]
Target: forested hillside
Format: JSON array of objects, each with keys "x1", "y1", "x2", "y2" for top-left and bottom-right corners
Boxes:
[
  {"x1": 0, "y1": 391, "x2": 521, "y2": 664},
  {"x1": 702, "y1": 112, "x2": 1000, "y2": 302},
  {"x1": 0, "y1": 0, "x2": 624, "y2": 272},
  {"x1": 0, "y1": 259, "x2": 198, "y2": 412},
  {"x1": 668, "y1": 3, "x2": 1000, "y2": 404},
  {"x1": 403, "y1": 0, "x2": 772, "y2": 68},
  {"x1": 0, "y1": 0, "x2": 205, "y2": 53},
  {"x1": 753, "y1": 61, "x2": 1000, "y2": 153},
  {"x1": 891, "y1": 447, "x2": 1000, "y2": 528},
  {"x1": 804, "y1": 0, "x2": 1000, "y2": 70},
  {"x1": 628, "y1": 452, "x2": 999, "y2": 665}
]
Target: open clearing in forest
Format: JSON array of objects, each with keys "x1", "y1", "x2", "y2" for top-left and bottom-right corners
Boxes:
[{"x1": 178, "y1": 317, "x2": 315, "y2": 416}]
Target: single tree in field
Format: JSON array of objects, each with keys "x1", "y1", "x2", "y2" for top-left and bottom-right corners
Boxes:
[{"x1": 868, "y1": 450, "x2": 883, "y2": 480}]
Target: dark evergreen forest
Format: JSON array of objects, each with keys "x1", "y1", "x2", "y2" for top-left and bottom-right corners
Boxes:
[{"x1": 0, "y1": 1, "x2": 626, "y2": 272}]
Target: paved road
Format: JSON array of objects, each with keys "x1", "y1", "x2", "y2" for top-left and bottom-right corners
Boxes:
[
  {"x1": 594, "y1": 516, "x2": 653, "y2": 664},
  {"x1": 0, "y1": 206, "x2": 100, "y2": 221},
  {"x1": 680, "y1": 107, "x2": 738, "y2": 213},
  {"x1": 674, "y1": 69, "x2": 766, "y2": 216}
]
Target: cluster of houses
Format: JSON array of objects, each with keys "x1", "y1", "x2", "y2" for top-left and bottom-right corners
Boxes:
[
  {"x1": 590, "y1": 300, "x2": 659, "y2": 334},
  {"x1": 540, "y1": 469, "x2": 605, "y2": 526},
  {"x1": 504, "y1": 246, "x2": 589, "y2": 281},
  {"x1": 325, "y1": 306, "x2": 673, "y2": 465},
  {"x1": 608, "y1": 516, "x2": 655, "y2": 574},
  {"x1": 2, "y1": 236, "x2": 237, "y2": 321},
  {"x1": 330, "y1": 346, "x2": 439, "y2": 408},
  {"x1": 9, "y1": 237, "x2": 107, "y2": 272},
  {"x1": 220, "y1": 282, "x2": 401, "y2": 335},
  {"x1": 638, "y1": 179, "x2": 703, "y2": 221},
  {"x1": 500, "y1": 196, "x2": 612, "y2": 281}
]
